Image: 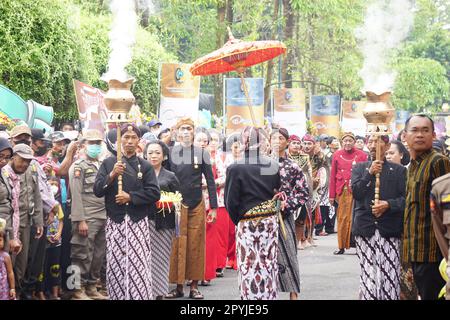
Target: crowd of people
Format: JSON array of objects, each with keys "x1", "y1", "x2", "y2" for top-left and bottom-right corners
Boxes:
[{"x1": 0, "y1": 113, "x2": 449, "y2": 300}]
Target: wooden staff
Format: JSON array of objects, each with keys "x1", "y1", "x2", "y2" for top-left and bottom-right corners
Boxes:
[
  {"x1": 374, "y1": 135, "x2": 381, "y2": 205},
  {"x1": 116, "y1": 122, "x2": 123, "y2": 194}
]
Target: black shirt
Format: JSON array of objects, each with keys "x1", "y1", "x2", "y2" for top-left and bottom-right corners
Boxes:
[
  {"x1": 150, "y1": 167, "x2": 180, "y2": 230},
  {"x1": 351, "y1": 160, "x2": 406, "y2": 238},
  {"x1": 168, "y1": 144, "x2": 218, "y2": 209},
  {"x1": 224, "y1": 152, "x2": 280, "y2": 225},
  {"x1": 94, "y1": 154, "x2": 161, "y2": 223}
]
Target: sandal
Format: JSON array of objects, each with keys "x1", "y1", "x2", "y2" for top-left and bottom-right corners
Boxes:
[
  {"x1": 200, "y1": 280, "x2": 211, "y2": 286},
  {"x1": 333, "y1": 249, "x2": 345, "y2": 255},
  {"x1": 165, "y1": 289, "x2": 184, "y2": 299},
  {"x1": 189, "y1": 289, "x2": 204, "y2": 300},
  {"x1": 216, "y1": 269, "x2": 224, "y2": 278}
]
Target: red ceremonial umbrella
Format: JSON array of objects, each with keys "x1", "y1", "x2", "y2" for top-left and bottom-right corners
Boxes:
[{"x1": 190, "y1": 27, "x2": 286, "y2": 126}]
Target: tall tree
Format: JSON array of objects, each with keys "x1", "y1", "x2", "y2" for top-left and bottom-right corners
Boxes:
[
  {"x1": 213, "y1": 0, "x2": 227, "y2": 114},
  {"x1": 264, "y1": 0, "x2": 280, "y2": 112},
  {"x1": 281, "y1": 0, "x2": 295, "y2": 88}
]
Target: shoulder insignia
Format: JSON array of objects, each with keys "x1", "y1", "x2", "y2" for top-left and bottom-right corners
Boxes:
[
  {"x1": 442, "y1": 194, "x2": 450, "y2": 204},
  {"x1": 74, "y1": 167, "x2": 82, "y2": 178},
  {"x1": 31, "y1": 164, "x2": 37, "y2": 172},
  {"x1": 430, "y1": 196, "x2": 437, "y2": 213}
]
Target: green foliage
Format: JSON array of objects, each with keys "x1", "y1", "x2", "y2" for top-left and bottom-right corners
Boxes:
[
  {"x1": 127, "y1": 28, "x2": 175, "y2": 114},
  {"x1": 0, "y1": 0, "x2": 85, "y2": 120},
  {"x1": 289, "y1": 0, "x2": 365, "y2": 98},
  {"x1": 393, "y1": 57, "x2": 449, "y2": 112},
  {"x1": 0, "y1": 0, "x2": 447, "y2": 122},
  {"x1": 0, "y1": 0, "x2": 175, "y2": 122},
  {"x1": 403, "y1": 27, "x2": 450, "y2": 79},
  {"x1": 150, "y1": 0, "x2": 218, "y2": 63},
  {"x1": 393, "y1": 0, "x2": 450, "y2": 112}
]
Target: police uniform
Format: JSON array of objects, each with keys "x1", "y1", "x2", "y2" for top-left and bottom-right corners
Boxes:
[
  {"x1": 69, "y1": 129, "x2": 107, "y2": 300},
  {"x1": 430, "y1": 172, "x2": 450, "y2": 300}
]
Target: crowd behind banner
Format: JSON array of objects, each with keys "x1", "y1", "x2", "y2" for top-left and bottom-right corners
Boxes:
[{"x1": 0, "y1": 114, "x2": 449, "y2": 301}]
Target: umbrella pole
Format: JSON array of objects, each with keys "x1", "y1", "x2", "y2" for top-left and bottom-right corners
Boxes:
[{"x1": 239, "y1": 73, "x2": 257, "y2": 127}]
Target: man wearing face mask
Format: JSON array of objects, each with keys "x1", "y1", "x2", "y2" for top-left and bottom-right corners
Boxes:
[
  {"x1": 69, "y1": 129, "x2": 107, "y2": 300},
  {"x1": 148, "y1": 119, "x2": 162, "y2": 137},
  {"x1": 31, "y1": 129, "x2": 51, "y2": 158}
]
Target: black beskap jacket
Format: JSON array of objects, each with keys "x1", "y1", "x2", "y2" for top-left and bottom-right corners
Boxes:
[
  {"x1": 94, "y1": 154, "x2": 160, "y2": 223},
  {"x1": 351, "y1": 160, "x2": 406, "y2": 238}
]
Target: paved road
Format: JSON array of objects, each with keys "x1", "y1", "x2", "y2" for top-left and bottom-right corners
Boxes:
[{"x1": 172, "y1": 233, "x2": 360, "y2": 300}]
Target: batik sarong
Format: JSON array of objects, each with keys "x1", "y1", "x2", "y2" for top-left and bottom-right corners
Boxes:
[
  {"x1": 106, "y1": 216, "x2": 153, "y2": 300},
  {"x1": 337, "y1": 187, "x2": 353, "y2": 249},
  {"x1": 149, "y1": 219, "x2": 173, "y2": 298},
  {"x1": 277, "y1": 212, "x2": 301, "y2": 293},
  {"x1": 236, "y1": 200, "x2": 279, "y2": 300},
  {"x1": 355, "y1": 229, "x2": 401, "y2": 300}
]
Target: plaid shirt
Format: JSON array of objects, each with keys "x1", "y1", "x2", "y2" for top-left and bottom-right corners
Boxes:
[{"x1": 403, "y1": 149, "x2": 450, "y2": 263}]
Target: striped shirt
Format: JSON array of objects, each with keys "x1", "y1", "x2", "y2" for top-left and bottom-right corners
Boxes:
[{"x1": 403, "y1": 149, "x2": 450, "y2": 263}]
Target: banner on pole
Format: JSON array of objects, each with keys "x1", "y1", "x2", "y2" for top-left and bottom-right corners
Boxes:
[
  {"x1": 341, "y1": 101, "x2": 367, "y2": 136},
  {"x1": 272, "y1": 88, "x2": 306, "y2": 136},
  {"x1": 73, "y1": 80, "x2": 107, "y2": 135},
  {"x1": 225, "y1": 78, "x2": 264, "y2": 135},
  {"x1": 395, "y1": 110, "x2": 410, "y2": 134},
  {"x1": 159, "y1": 63, "x2": 200, "y2": 128},
  {"x1": 310, "y1": 95, "x2": 341, "y2": 137}
]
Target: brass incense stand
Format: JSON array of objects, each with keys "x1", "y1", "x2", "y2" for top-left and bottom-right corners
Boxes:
[
  {"x1": 362, "y1": 91, "x2": 395, "y2": 205},
  {"x1": 103, "y1": 78, "x2": 136, "y2": 194}
]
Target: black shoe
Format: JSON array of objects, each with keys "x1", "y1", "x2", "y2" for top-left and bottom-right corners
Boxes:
[
  {"x1": 333, "y1": 249, "x2": 345, "y2": 255},
  {"x1": 216, "y1": 269, "x2": 224, "y2": 278},
  {"x1": 20, "y1": 292, "x2": 33, "y2": 300}
]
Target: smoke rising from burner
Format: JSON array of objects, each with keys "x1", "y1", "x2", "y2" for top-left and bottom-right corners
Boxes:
[
  {"x1": 102, "y1": 0, "x2": 137, "y2": 82},
  {"x1": 136, "y1": 0, "x2": 157, "y2": 15},
  {"x1": 355, "y1": 0, "x2": 415, "y2": 94}
]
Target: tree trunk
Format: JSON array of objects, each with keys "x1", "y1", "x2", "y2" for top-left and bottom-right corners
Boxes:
[
  {"x1": 307, "y1": 14, "x2": 317, "y2": 95},
  {"x1": 213, "y1": 1, "x2": 227, "y2": 116},
  {"x1": 281, "y1": 0, "x2": 295, "y2": 88},
  {"x1": 226, "y1": 0, "x2": 233, "y2": 27},
  {"x1": 264, "y1": 0, "x2": 280, "y2": 114}
]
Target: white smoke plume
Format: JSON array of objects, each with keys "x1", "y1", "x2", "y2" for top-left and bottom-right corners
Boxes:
[
  {"x1": 136, "y1": 0, "x2": 157, "y2": 14},
  {"x1": 102, "y1": 0, "x2": 137, "y2": 82},
  {"x1": 355, "y1": 0, "x2": 415, "y2": 94}
]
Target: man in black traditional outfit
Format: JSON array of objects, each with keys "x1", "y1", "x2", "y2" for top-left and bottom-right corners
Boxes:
[
  {"x1": 225, "y1": 126, "x2": 281, "y2": 300},
  {"x1": 94, "y1": 123, "x2": 160, "y2": 300},
  {"x1": 166, "y1": 117, "x2": 218, "y2": 300}
]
